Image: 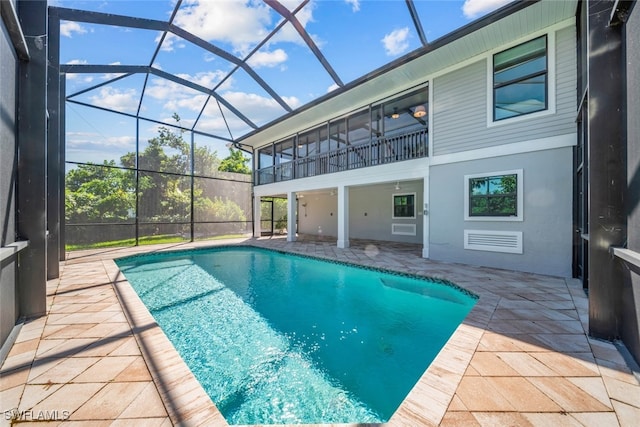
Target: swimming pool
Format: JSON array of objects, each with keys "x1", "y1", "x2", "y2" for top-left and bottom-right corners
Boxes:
[{"x1": 116, "y1": 246, "x2": 477, "y2": 425}]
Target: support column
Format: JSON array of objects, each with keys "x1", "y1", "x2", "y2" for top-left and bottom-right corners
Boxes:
[
  {"x1": 422, "y1": 174, "x2": 430, "y2": 258},
  {"x1": 47, "y1": 10, "x2": 60, "y2": 277},
  {"x1": 253, "y1": 196, "x2": 262, "y2": 238},
  {"x1": 337, "y1": 186, "x2": 349, "y2": 248},
  {"x1": 287, "y1": 192, "x2": 297, "y2": 242},
  {"x1": 587, "y1": 0, "x2": 626, "y2": 340},
  {"x1": 17, "y1": 0, "x2": 48, "y2": 317}
]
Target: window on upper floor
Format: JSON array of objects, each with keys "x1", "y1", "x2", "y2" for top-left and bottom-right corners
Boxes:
[
  {"x1": 493, "y1": 35, "x2": 547, "y2": 121},
  {"x1": 464, "y1": 170, "x2": 523, "y2": 221}
]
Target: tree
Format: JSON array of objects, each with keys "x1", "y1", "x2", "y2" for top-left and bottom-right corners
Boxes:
[
  {"x1": 65, "y1": 160, "x2": 134, "y2": 223},
  {"x1": 219, "y1": 147, "x2": 251, "y2": 174},
  {"x1": 65, "y1": 114, "x2": 250, "y2": 244}
]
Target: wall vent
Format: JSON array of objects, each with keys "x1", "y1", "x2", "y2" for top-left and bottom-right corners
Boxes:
[
  {"x1": 464, "y1": 229, "x2": 523, "y2": 254},
  {"x1": 392, "y1": 223, "x2": 416, "y2": 236}
]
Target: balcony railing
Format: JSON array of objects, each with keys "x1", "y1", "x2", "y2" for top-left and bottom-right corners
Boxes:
[{"x1": 256, "y1": 128, "x2": 428, "y2": 185}]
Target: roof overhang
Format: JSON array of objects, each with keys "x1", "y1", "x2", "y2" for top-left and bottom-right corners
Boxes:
[{"x1": 239, "y1": 0, "x2": 578, "y2": 149}]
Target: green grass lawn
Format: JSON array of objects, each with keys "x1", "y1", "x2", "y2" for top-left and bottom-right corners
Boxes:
[{"x1": 65, "y1": 233, "x2": 249, "y2": 251}]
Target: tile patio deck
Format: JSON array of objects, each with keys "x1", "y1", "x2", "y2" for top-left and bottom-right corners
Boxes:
[{"x1": 1, "y1": 236, "x2": 639, "y2": 426}]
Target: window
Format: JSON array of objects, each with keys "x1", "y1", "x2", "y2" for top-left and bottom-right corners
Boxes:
[
  {"x1": 493, "y1": 36, "x2": 547, "y2": 121},
  {"x1": 392, "y1": 193, "x2": 416, "y2": 219},
  {"x1": 464, "y1": 170, "x2": 523, "y2": 221}
]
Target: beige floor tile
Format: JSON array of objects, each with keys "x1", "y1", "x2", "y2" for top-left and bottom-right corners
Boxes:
[
  {"x1": 114, "y1": 356, "x2": 152, "y2": 382},
  {"x1": 602, "y1": 376, "x2": 640, "y2": 408},
  {"x1": 468, "y1": 352, "x2": 520, "y2": 376},
  {"x1": 30, "y1": 382, "x2": 105, "y2": 418},
  {"x1": 70, "y1": 335, "x2": 137, "y2": 358},
  {"x1": 570, "y1": 412, "x2": 620, "y2": 427},
  {"x1": 472, "y1": 411, "x2": 535, "y2": 427},
  {"x1": 118, "y1": 381, "x2": 169, "y2": 418},
  {"x1": 73, "y1": 356, "x2": 137, "y2": 383},
  {"x1": 41, "y1": 324, "x2": 96, "y2": 340},
  {"x1": 108, "y1": 336, "x2": 142, "y2": 356},
  {"x1": 71, "y1": 382, "x2": 148, "y2": 420},
  {"x1": 28, "y1": 356, "x2": 99, "y2": 384},
  {"x1": 531, "y1": 352, "x2": 600, "y2": 376},
  {"x1": 446, "y1": 395, "x2": 468, "y2": 411},
  {"x1": 464, "y1": 364, "x2": 481, "y2": 376},
  {"x1": 6, "y1": 338, "x2": 40, "y2": 359},
  {"x1": 75, "y1": 322, "x2": 132, "y2": 339},
  {"x1": 484, "y1": 377, "x2": 562, "y2": 412},
  {"x1": 596, "y1": 358, "x2": 640, "y2": 385},
  {"x1": 522, "y1": 412, "x2": 583, "y2": 427},
  {"x1": 528, "y1": 333, "x2": 592, "y2": 353},
  {"x1": 0, "y1": 351, "x2": 36, "y2": 373},
  {"x1": 35, "y1": 338, "x2": 96, "y2": 358},
  {"x1": 496, "y1": 352, "x2": 557, "y2": 377},
  {"x1": 476, "y1": 332, "x2": 546, "y2": 353},
  {"x1": 611, "y1": 400, "x2": 640, "y2": 427},
  {"x1": 110, "y1": 418, "x2": 172, "y2": 427},
  {"x1": 0, "y1": 367, "x2": 29, "y2": 392},
  {"x1": 0, "y1": 384, "x2": 26, "y2": 418},
  {"x1": 454, "y1": 377, "x2": 515, "y2": 411},
  {"x1": 440, "y1": 411, "x2": 481, "y2": 426},
  {"x1": 18, "y1": 383, "x2": 64, "y2": 411},
  {"x1": 589, "y1": 339, "x2": 628, "y2": 365},
  {"x1": 567, "y1": 377, "x2": 613, "y2": 409},
  {"x1": 528, "y1": 377, "x2": 613, "y2": 412}
]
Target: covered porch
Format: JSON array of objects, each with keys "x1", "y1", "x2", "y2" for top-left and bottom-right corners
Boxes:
[{"x1": 253, "y1": 167, "x2": 430, "y2": 258}]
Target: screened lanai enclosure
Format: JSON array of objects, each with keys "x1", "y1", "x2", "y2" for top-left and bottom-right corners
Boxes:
[
  {"x1": 48, "y1": 0, "x2": 453, "y2": 250},
  {"x1": 52, "y1": 5, "x2": 261, "y2": 248},
  {"x1": 64, "y1": 119, "x2": 253, "y2": 248}
]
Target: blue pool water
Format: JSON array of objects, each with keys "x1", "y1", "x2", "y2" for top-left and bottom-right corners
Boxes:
[{"x1": 116, "y1": 246, "x2": 476, "y2": 425}]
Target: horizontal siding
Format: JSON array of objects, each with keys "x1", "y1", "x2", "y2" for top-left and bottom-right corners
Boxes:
[{"x1": 433, "y1": 26, "x2": 576, "y2": 156}]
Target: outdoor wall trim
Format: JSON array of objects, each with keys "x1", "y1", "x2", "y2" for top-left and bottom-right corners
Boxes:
[
  {"x1": 0, "y1": 241, "x2": 30, "y2": 263},
  {"x1": 611, "y1": 247, "x2": 640, "y2": 269},
  {"x1": 0, "y1": 0, "x2": 29, "y2": 60},
  {"x1": 430, "y1": 133, "x2": 576, "y2": 166}
]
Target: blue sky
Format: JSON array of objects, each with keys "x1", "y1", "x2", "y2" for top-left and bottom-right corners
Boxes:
[{"x1": 55, "y1": 0, "x2": 513, "y2": 166}]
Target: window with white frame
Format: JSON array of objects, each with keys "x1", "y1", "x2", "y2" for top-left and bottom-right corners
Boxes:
[
  {"x1": 464, "y1": 170, "x2": 523, "y2": 221},
  {"x1": 493, "y1": 35, "x2": 547, "y2": 121},
  {"x1": 392, "y1": 193, "x2": 416, "y2": 219}
]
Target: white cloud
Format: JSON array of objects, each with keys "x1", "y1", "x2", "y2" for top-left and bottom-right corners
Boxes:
[
  {"x1": 172, "y1": 0, "x2": 272, "y2": 54},
  {"x1": 247, "y1": 49, "x2": 288, "y2": 68},
  {"x1": 271, "y1": 2, "x2": 318, "y2": 48},
  {"x1": 101, "y1": 62, "x2": 127, "y2": 81},
  {"x1": 60, "y1": 21, "x2": 87, "y2": 38},
  {"x1": 88, "y1": 87, "x2": 138, "y2": 113},
  {"x1": 66, "y1": 132, "x2": 135, "y2": 149},
  {"x1": 345, "y1": 0, "x2": 360, "y2": 12},
  {"x1": 327, "y1": 83, "x2": 340, "y2": 93},
  {"x1": 462, "y1": 0, "x2": 514, "y2": 19},
  {"x1": 164, "y1": 94, "x2": 209, "y2": 113},
  {"x1": 194, "y1": 90, "x2": 300, "y2": 136},
  {"x1": 166, "y1": 0, "x2": 318, "y2": 60},
  {"x1": 65, "y1": 59, "x2": 87, "y2": 80},
  {"x1": 66, "y1": 59, "x2": 88, "y2": 65},
  {"x1": 145, "y1": 71, "x2": 228, "y2": 110},
  {"x1": 381, "y1": 27, "x2": 410, "y2": 56}
]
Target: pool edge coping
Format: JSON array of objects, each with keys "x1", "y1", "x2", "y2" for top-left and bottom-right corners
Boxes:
[{"x1": 104, "y1": 242, "x2": 488, "y2": 427}]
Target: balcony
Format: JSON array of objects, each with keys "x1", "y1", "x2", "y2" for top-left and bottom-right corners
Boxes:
[{"x1": 255, "y1": 128, "x2": 428, "y2": 185}]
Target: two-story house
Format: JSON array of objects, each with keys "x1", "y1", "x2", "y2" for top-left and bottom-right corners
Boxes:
[{"x1": 241, "y1": 0, "x2": 576, "y2": 278}]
